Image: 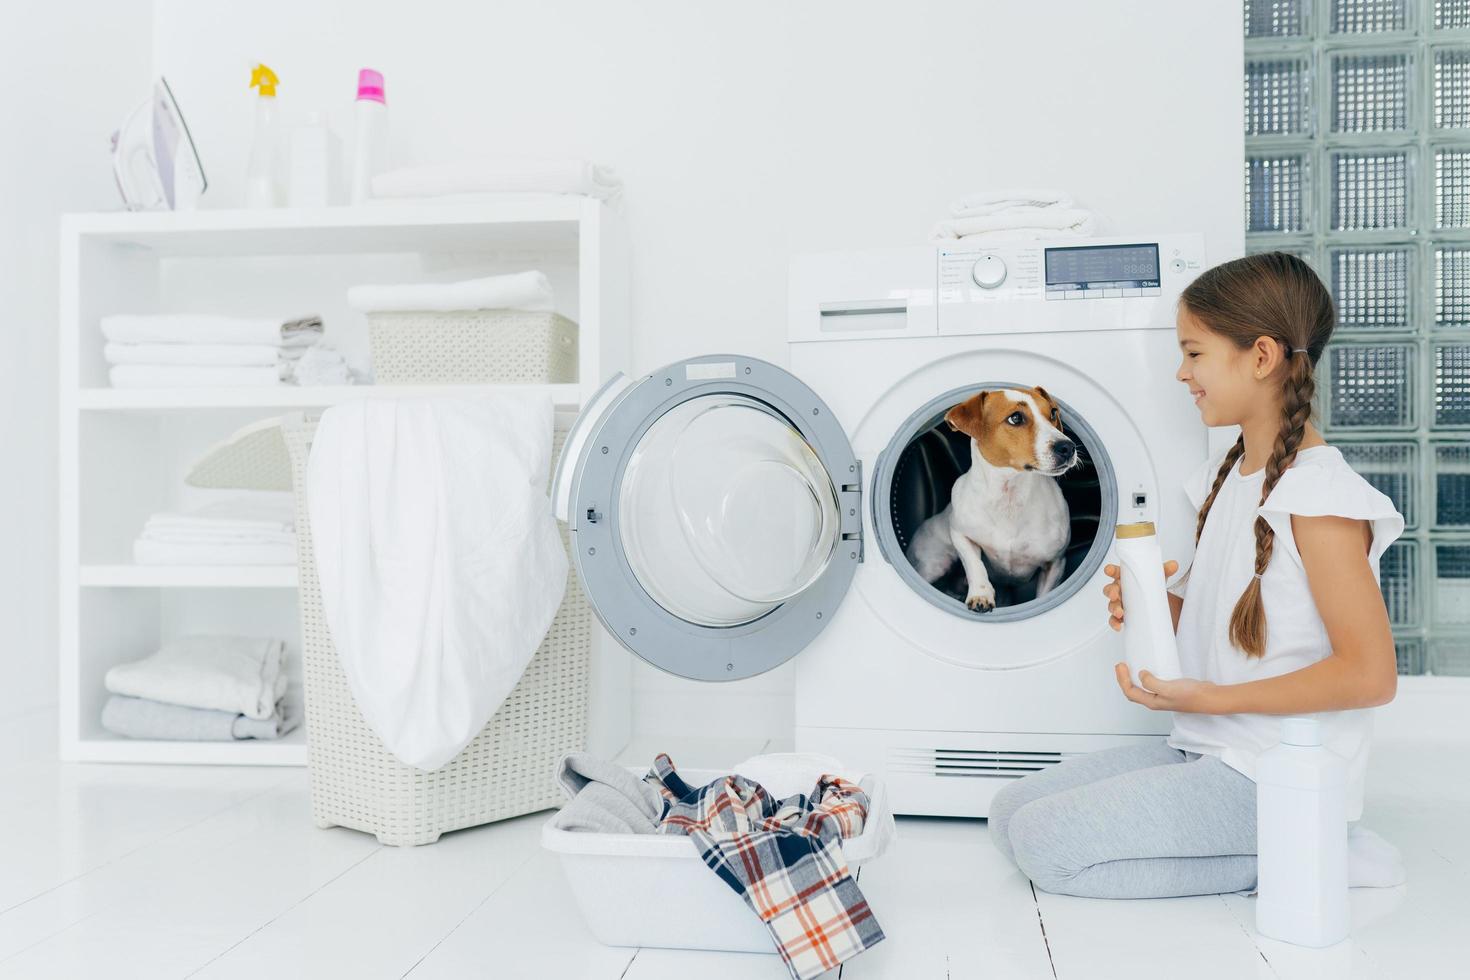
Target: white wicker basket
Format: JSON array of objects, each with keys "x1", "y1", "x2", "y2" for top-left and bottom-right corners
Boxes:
[
  {"x1": 368, "y1": 310, "x2": 578, "y2": 385},
  {"x1": 283, "y1": 414, "x2": 591, "y2": 846}
]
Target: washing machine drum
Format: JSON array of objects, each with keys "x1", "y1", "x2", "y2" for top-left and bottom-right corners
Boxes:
[{"x1": 557, "y1": 357, "x2": 862, "y2": 681}]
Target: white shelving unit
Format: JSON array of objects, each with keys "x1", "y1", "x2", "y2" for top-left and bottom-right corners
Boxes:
[{"x1": 58, "y1": 199, "x2": 631, "y2": 765}]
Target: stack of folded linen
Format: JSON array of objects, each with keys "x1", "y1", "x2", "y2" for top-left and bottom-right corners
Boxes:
[
  {"x1": 929, "y1": 188, "x2": 1100, "y2": 242},
  {"x1": 346, "y1": 269, "x2": 555, "y2": 313},
  {"x1": 101, "y1": 314, "x2": 323, "y2": 388},
  {"x1": 370, "y1": 158, "x2": 621, "y2": 202},
  {"x1": 133, "y1": 493, "x2": 296, "y2": 566},
  {"x1": 101, "y1": 635, "x2": 300, "y2": 742}
]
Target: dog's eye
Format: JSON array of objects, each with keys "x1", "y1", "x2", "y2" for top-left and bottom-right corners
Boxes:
[{"x1": 1007, "y1": 412, "x2": 1025, "y2": 426}]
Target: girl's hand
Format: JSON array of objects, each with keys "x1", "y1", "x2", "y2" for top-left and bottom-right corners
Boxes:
[
  {"x1": 1114, "y1": 663, "x2": 1219, "y2": 714},
  {"x1": 1102, "y1": 560, "x2": 1179, "y2": 631}
]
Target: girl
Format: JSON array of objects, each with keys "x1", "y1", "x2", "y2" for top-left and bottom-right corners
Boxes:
[{"x1": 987, "y1": 252, "x2": 1406, "y2": 899}]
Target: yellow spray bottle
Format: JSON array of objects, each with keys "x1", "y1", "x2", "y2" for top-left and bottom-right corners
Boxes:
[{"x1": 245, "y1": 63, "x2": 280, "y2": 208}]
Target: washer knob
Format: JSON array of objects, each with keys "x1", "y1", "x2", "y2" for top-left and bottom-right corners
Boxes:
[{"x1": 971, "y1": 255, "x2": 1007, "y2": 289}]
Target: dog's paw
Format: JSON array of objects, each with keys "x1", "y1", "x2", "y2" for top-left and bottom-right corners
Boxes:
[{"x1": 965, "y1": 588, "x2": 996, "y2": 613}]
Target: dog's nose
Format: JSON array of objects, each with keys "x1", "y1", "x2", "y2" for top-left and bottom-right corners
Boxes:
[{"x1": 1052, "y1": 440, "x2": 1076, "y2": 463}]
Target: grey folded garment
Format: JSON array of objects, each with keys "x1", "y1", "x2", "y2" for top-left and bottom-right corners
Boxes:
[
  {"x1": 554, "y1": 752, "x2": 667, "y2": 834},
  {"x1": 101, "y1": 693, "x2": 302, "y2": 741}
]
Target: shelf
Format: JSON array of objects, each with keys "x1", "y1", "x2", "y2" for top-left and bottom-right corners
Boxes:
[
  {"x1": 61, "y1": 199, "x2": 587, "y2": 257},
  {"x1": 68, "y1": 725, "x2": 307, "y2": 766},
  {"x1": 74, "y1": 382, "x2": 584, "y2": 411},
  {"x1": 79, "y1": 565, "x2": 299, "y2": 588}
]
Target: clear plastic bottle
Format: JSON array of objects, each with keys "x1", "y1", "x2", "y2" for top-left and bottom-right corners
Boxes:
[
  {"x1": 349, "y1": 68, "x2": 388, "y2": 204},
  {"x1": 1113, "y1": 521, "x2": 1182, "y2": 689},
  {"x1": 1256, "y1": 716, "x2": 1350, "y2": 948},
  {"x1": 245, "y1": 64, "x2": 281, "y2": 209}
]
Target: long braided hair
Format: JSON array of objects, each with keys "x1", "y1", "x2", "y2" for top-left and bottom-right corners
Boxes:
[{"x1": 1181, "y1": 252, "x2": 1335, "y2": 658}]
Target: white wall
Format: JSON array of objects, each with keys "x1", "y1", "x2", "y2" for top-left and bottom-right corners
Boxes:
[
  {"x1": 146, "y1": 0, "x2": 1243, "y2": 741},
  {"x1": 1, "y1": 2, "x2": 154, "y2": 714}
]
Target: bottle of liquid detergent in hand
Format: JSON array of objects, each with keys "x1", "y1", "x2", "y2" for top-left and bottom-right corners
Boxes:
[
  {"x1": 349, "y1": 68, "x2": 388, "y2": 204},
  {"x1": 1256, "y1": 716, "x2": 1350, "y2": 947},
  {"x1": 1114, "y1": 521, "x2": 1182, "y2": 690},
  {"x1": 245, "y1": 64, "x2": 281, "y2": 208}
]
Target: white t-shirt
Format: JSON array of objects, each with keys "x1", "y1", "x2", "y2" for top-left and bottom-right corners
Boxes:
[{"x1": 1164, "y1": 444, "x2": 1404, "y2": 821}]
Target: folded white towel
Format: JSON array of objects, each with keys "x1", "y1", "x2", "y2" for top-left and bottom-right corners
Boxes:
[
  {"x1": 100, "y1": 315, "x2": 323, "y2": 346},
  {"x1": 104, "y1": 342, "x2": 306, "y2": 367},
  {"x1": 291, "y1": 345, "x2": 355, "y2": 386},
  {"x1": 133, "y1": 539, "x2": 297, "y2": 565},
  {"x1": 104, "y1": 635, "x2": 288, "y2": 720},
  {"x1": 950, "y1": 188, "x2": 1075, "y2": 217},
  {"x1": 145, "y1": 494, "x2": 295, "y2": 531},
  {"x1": 930, "y1": 207, "x2": 1098, "y2": 242},
  {"x1": 371, "y1": 159, "x2": 621, "y2": 201},
  {"x1": 346, "y1": 270, "x2": 554, "y2": 314},
  {"x1": 109, "y1": 364, "x2": 291, "y2": 388}
]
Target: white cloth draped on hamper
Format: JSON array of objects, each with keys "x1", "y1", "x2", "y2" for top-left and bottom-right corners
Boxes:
[{"x1": 306, "y1": 393, "x2": 568, "y2": 771}]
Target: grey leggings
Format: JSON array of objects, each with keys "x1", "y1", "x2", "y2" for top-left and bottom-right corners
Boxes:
[{"x1": 988, "y1": 740, "x2": 1258, "y2": 899}]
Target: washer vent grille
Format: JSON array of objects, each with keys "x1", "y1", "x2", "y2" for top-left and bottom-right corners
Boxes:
[{"x1": 888, "y1": 746, "x2": 1080, "y2": 779}]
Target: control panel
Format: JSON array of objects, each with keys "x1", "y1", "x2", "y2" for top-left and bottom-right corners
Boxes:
[{"x1": 787, "y1": 234, "x2": 1206, "y2": 343}]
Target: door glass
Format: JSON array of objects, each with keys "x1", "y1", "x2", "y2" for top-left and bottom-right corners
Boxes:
[{"x1": 619, "y1": 394, "x2": 840, "y2": 627}]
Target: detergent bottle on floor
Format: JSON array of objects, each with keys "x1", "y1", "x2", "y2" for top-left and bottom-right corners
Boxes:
[
  {"x1": 1113, "y1": 521, "x2": 1182, "y2": 690},
  {"x1": 1256, "y1": 716, "x2": 1350, "y2": 947}
]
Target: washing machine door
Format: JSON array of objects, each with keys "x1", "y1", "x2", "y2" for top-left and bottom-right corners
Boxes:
[{"x1": 552, "y1": 355, "x2": 862, "y2": 680}]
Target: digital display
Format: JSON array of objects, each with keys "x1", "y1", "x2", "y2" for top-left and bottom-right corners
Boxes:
[{"x1": 1044, "y1": 244, "x2": 1160, "y2": 290}]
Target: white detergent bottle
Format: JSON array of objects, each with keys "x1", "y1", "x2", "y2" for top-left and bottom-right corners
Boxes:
[
  {"x1": 1114, "y1": 521, "x2": 1182, "y2": 690},
  {"x1": 245, "y1": 64, "x2": 281, "y2": 208},
  {"x1": 349, "y1": 68, "x2": 388, "y2": 204},
  {"x1": 1256, "y1": 716, "x2": 1350, "y2": 948}
]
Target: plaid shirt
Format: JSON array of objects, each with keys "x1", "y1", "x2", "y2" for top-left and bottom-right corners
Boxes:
[{"x1": 646, "y1": 754, "x2": 884, "y2": 979}]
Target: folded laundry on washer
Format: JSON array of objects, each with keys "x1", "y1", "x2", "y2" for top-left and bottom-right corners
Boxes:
[
  {"x1": 929, "y1": 187, "x2": 1100, "y2": 243},
  {"x1": 931, "y1": 207, "x2": 1098, "y2": 242},
  {"x1": 133, "y1": 493, "x2": 297, "y2": 566},
  {"x1": 554, "y1": 752, "x2": 668, "y2": 833},
  {"x1": 949, "y1": 187, "x2": 1077, "y2": 216},
  {"x1": 346, "y1": 270, "x2": 555, "y2": 314},
  {"x1": 101, "y1": 690, "x2": 302, "y2": 741},
  {"x1": 100, "y1": 314, "x2": 323, "y2": 347},
  {"x1": 371, "y1": 158, "x2": 621, "y2": 201},
  {"x1": 104, "y1": 635, "x2": 288, "y2": 720},
  {"x1": 649, "y1": 753, "x2": 883, "y2": 980}
]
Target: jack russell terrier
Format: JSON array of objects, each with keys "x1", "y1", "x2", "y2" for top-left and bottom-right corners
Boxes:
[{"x1": 906, "y1": 386, "x2": 1078, "y2": 612}]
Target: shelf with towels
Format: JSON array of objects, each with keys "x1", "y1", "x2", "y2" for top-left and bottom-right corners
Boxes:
[{"x1": 57, "y1": 198, "x2": 632, "y2": 767}]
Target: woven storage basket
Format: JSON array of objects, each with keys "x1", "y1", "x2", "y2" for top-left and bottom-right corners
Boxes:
[
  {"x1": 368, "y1": 310, "x2": 578, "y2": 385},
  {"x1": 283, "y1": 414, "x2": 591, "y2": 846}
]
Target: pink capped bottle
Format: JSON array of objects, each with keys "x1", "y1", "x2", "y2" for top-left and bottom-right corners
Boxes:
[{"x1": 349, "y1": 68, "x2": 388, "y2": 204}]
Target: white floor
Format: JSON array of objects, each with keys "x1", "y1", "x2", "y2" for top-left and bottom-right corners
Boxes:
[{"x1": 1, "y1": 714, "x2": 1465, "y2": 980}]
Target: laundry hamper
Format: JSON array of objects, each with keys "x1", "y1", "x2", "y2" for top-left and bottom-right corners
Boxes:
[
  {"x1": 282, "y1": 413, "x2": 592, "y2": 846},
  {"x1": 368, "y1": 310, "x2": 578, "y2": 384}
]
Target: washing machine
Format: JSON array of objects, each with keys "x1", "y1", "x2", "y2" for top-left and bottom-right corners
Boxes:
[{"x1": 551, "y1": 233, "x2": 1209, "y2": 817}]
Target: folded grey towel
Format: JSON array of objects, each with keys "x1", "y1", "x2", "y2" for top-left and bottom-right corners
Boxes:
[
  {"x1": 101, "y1": 693, "x2": 302, "y2": 741},
  {"x1": 554, "y1": 752, "x2": 666, "y2": 834}
]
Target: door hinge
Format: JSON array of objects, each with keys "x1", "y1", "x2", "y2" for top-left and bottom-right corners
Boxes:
[{"x1": 839, "y1": 458, "x2": 863, "y2": 564}]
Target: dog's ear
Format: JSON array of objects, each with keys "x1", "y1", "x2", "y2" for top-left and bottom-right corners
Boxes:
[
  {"x1": 945, "y1": 391, "x2": 987, "y2": 437},
  {"x1": 1033, "y1": 385, "x2": 1062, "y2": 428}
]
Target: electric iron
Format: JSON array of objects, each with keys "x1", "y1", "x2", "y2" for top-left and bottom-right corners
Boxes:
[{"x1": 110, "y1": 77, "x2": 207, "y2": 211}]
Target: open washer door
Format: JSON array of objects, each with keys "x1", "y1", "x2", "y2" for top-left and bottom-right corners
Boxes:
[{"x1": 552, "y1": 355, "x2": 862, "y2": 681}]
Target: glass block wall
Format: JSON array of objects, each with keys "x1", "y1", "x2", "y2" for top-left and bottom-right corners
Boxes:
[{"x1": 1244, "y1": 0, "x2": 1470, "y2": 675}]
